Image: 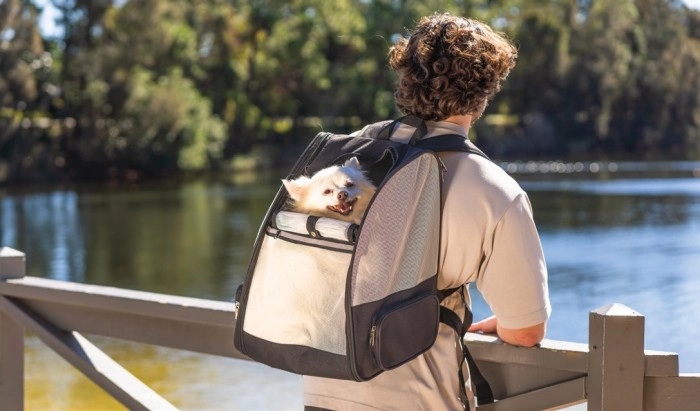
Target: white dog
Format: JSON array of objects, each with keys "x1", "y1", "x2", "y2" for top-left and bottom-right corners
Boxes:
[{"x1": 282, "y1": 157, "x2": 376, "y2": 225}]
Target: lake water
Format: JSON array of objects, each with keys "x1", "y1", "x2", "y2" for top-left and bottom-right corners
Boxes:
[{"x1": 2, "y1": 161, "x2": 700, "y2": 410}]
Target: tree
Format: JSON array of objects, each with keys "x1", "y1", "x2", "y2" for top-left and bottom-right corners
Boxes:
[
  {"x1": 3, "y1": 0, "x2": 700, "y2": 184},
  {"x1": 50, "y1": 0, "x2": 227, "y2": 179},
  {"x1": 0, "y1": 0, "x2": 53, "y2": 182}
]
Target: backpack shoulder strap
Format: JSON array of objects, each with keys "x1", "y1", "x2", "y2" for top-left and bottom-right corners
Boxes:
[
  {"x1": 359, "y1": 117, "x2": 494, "y2": 406},
  {"x1": 359, "y1": 116, "x2": 490, "y2": 160},
  {"x1": 356, "y1": 120, "x2": 394, "y2": 139},
  {"x1": 439, "y1": 287, "x2": 495, "y2": 407},
  {"x1": 415, "y1": 134, "x2": 490, "y2": 160},
  {"x1": 359, "y1": 115, "x2": 428, "y2": 144}
]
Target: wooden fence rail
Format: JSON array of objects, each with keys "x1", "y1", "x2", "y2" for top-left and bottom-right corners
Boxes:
[{"x1": 1, "y1": 247, "x2": 699, "y2": 410}]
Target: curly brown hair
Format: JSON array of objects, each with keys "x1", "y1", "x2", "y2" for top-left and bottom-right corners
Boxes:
[{"x1": 388, "y1": 12, "x2": 517, "y2": 121}]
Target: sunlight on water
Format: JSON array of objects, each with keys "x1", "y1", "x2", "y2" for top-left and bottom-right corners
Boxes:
[
  {"x1": 521, "y1": 177, "x2": 700, "y2": 196},
  {"x1": 25, "y1": 334, "x2": 303, "y2": 410},
  {"x1": 2, "y1": 164, "x2": 700, "y2": 409},
  {"x1": 519, "y1": 175, "x2": 700, "y2": 371}
]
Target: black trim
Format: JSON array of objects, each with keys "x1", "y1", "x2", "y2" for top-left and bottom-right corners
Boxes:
[
  {"x1": 415, "y1": 134, "x2": 490, "y2": 160},
  {"x1": 437, "y1": 286, "x2": 460, "y2": 302},
  {"x1": 343, "y1": 150, "x2": 442, "y2": 380},
  {"x1": 346, "y1": 224, "x2": 359, "y2": 243},
  {"x1": 372, "y1": 115, "x2": 429, "y2": 144},
  {"x1": 349, "y1": 276, "x2": 438, "y2": 380},
  {"x1": 371, "y1": 294, "x2": 440, "y2": 370},
  {"x1": 235, "y1": 132, "x2": 333, "y2": 355},
  {"x1": 239, "y1": 332, "x2": 356, "y2": 380},
  {"x1": 439, "y1": 289, "x2": 494, "y2": 408},
  {"x1": 236, "y1": 116, "x2": 495, "y2": 402},
  {"x1": 264, "y1": 228, "x2": 354, "y2": 253},
  {"x1": 306, "y1": 215, "x2": 321, "y2": 237}
]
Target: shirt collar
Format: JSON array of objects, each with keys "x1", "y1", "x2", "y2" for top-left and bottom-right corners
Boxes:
[{"x1": 424, "y1": 120, "x2": 469, "y2": 139}]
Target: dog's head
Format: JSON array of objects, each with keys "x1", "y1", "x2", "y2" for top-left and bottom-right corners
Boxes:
[{"x1": 282, "y1": 157, "x2": 376, "y2": 223}]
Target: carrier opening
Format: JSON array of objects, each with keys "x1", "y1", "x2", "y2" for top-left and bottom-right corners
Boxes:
[{"x1": 273, "y1": 211, "x2": 359, "y2": 243}]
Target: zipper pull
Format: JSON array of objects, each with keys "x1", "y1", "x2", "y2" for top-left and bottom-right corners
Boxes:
[
  {"x1": 234, "y1": 284, "x2": 244, "y2": 321},
  {"x1": 437, "y1": 158, "x2": 447, "y2": 182},
  {"x1": 369, "y1": 325, "x2": 376, "y2": 346}
]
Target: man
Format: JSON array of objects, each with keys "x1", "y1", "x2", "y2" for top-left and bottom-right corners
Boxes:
[{"x1": 304, "y1": 12, "x2": 551, "y2": 410}]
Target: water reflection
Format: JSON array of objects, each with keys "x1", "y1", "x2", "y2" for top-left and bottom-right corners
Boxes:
[
  {"x1": 1, "y1": 191, "x2": 86, "y2": 282},
  {"x1": 529, "y1": 191, "x2": 700, "y2": 229},
  {"x1": 1, "y1": 177, "x2": 279, "y2": 299},
  {"x1": 519, "y1": 176, "x2": 700, "y2": 369},
  {"x1": 2, "y1": 163, "x2": 700, "y2": 409},
  {"x1": 523, "y1": 177, "x2": 700, "y2": 196},
  {"x1": 25, "y1": 334, "x2": 303, "y2": 410}
]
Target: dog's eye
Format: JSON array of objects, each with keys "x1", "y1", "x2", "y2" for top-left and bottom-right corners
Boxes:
[
  {"x1": 346, "y1": 181, "x2": 355, "y2": 188},
  {"x1": 323, "y1": 189, "x2": 332, "y2": 195}
]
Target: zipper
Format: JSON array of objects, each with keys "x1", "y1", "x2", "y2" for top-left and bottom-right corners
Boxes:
[
  {"x1": 346, "y1": 147, "x2": 435, "y2": 380},
  {"x1": 288, "y1": 132, "x2": 332, "y2": 177},
  {"x1": 437, "y1": 157, "x2": 447, "y2": 183},
  {"x1": 235, "y1": 132, "x2": 333, "y2": 353},
  {"x1": 234, "y1": 284, "x2": 243, "y2": 321}
]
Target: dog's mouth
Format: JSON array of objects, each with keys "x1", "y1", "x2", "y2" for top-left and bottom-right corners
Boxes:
[{"x1": 327, "y1": 198, "x2": 357, "y2": 216}]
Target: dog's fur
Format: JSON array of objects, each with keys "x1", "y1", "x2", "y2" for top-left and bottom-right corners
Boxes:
[{"x1": 282, "y1": 157, "x2": 376, "y2": 225}]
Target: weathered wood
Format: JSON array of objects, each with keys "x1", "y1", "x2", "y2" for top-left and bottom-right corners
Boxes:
[
  {"x1": 466, "y1": 333, "x2": 589, "y2": 372},
  {"x1": 0, "y1": 276, "x2": 243, "y2": 359},
  {"x1": 0, "y1": 311, "x2": 23, "y2": 411},
  {"x1": 0, "y1": 247, "x2": 25, "y2": 280},
  {"x1": 2, "y1": 267, "x2": 697, "y2": 411},
  {"x1": 643, "y1": 374, "x2": 700, "y2": 411},
  {"x1": 0, "y1": 295, "x2": 177, "y2": 411},
  {"x1": 476, "y1": 376, "x2": 586, "y2": 411},
  {"x1": 0, "y1": 248, "x2": 25, "y2": 411},
  {"x1": 643, "y1": 350, "x2": 679, "y2": 377},
  {"x1": 588, "y1": 304, "x2": 645, "y2": 411},
  {"x1": 465, "y1": 331, "x2": 677, "y2": 377},
  {"x1": 465, "y1": 332, "x2": 677, "y2": 403}
]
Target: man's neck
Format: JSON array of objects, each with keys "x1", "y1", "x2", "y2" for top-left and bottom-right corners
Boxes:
[{"x1": 443, "y1": 114, "x2": 473, "y2": 131}]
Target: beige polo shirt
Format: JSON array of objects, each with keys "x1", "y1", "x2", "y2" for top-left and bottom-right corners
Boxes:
[{"x1": 304, "y1": 121, "x2": 551, "y2": 410}]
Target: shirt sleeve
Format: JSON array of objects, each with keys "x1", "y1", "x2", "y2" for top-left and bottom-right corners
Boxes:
[{"x1": 476, "y1": 192, "x2": 551, "y2": 329}]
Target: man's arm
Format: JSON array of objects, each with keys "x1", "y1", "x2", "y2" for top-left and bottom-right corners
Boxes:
[{"x1": 468, "y1": 315, "x2": 546, "y2": 347}]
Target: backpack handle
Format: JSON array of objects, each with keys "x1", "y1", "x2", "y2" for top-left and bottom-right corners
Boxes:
[{"x1": 376, "y1": 115, "x2": 428, "y2": 145}]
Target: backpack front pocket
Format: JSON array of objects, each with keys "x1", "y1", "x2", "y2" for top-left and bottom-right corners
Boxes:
[{"x1": 370, "y1": 293, "x2": 440, "y2": 370}]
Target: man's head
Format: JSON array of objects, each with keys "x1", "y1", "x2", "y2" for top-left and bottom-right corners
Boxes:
[{"x1": 388, "y1": 12, "x2": 517, "y2": 122}]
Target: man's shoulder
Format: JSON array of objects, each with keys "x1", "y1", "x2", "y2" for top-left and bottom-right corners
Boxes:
[{"x1": 444, "y1": 151, "x2": 521, "y2": 191}]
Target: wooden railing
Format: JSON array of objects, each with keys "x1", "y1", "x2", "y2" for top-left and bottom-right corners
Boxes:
[{"x1": 1, "y1": 246, "x2": 699, "y2": 410}]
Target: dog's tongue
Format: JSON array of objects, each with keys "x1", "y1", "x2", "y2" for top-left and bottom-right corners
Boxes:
[
  {"x1": 336, "y1": 203, "x2": 353, "y2": 214},
  {"x1": 328, "y1": 199, "x2": 356, "y2": 216}
]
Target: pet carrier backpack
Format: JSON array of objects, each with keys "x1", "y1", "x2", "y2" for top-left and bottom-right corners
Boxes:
[{"x1": 233, "y1": 115, "x2": 493, "y2": 405}]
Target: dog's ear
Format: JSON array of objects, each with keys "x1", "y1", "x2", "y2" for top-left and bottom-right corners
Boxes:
[
  {"x1": 282, "y1": 177, "x2": 311, "y2": 200},
  {"x1": 343, "y1": 156, "x2": 361, "y2": 169}
]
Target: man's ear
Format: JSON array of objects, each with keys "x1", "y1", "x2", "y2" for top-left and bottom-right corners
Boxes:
[
  {"x1": 343, "y1": 156, "x2": 361, "y2": 169},
  {"x1": 282, "y1": 177, "x2": 310, "y2": 201}
]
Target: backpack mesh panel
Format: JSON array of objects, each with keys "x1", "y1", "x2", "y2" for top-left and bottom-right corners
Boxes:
[
  {"x1": 243, "y1": 234, "x2": 351, "y2": 355},
  {"x1": 351, "y1": 154, "x2": 440, "y2": 306}
]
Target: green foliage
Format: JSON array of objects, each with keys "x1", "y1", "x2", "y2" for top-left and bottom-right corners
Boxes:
[
  {"x1": 0, "y1": 0, "x2": 45, "y2": 109},
  {"x1": 1, "y1": 0, "x2": 700, "y2": 183},
  {"x1": 122, "y1": 68, "x2": 226, "y2": 172}
]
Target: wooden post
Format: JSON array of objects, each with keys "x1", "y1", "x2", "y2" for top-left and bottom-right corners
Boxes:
[
  {"x1": 0, "y1": 247, "x2": 26, "y2": 411},
  {"x1": 587, "y1": 303, "x2": 645, "y2": 411}
]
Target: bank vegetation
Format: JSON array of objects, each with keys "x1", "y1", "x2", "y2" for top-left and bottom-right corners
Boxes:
[{"x1": 1, "y1": 0, "x2": 699, "y2": 184}]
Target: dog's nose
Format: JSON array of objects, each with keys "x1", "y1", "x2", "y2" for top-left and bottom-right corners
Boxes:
[{"x1": 338, "y1": 191, "x2": 348, "y2": 201}]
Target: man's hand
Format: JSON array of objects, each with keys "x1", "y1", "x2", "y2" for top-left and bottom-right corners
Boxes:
[{"x1": 468, "y1": 315, "x2": 546, "y2": 347}]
